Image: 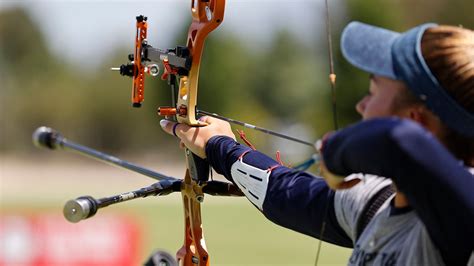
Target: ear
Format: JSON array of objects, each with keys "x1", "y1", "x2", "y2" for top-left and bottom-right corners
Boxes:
[{"x1": 406, "y1": 106, "x2": 445, "y2": 137}]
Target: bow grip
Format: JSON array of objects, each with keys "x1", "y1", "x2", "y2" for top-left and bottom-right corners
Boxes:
[{"x1": 185, "y1": 148, "x2": 209, "y2": 183}]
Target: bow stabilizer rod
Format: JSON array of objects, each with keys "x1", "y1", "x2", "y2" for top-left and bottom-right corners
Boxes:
[{"x1": 32, "y1": 126, "x2": 174, "y2": 181}]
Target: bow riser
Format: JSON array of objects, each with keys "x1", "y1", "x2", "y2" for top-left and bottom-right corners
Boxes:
[{"x1": 176, "y1": 0, "x2": 225, "y2": 126}]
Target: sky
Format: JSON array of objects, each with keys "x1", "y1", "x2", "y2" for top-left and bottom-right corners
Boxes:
[{"x1": 0, "y1": 0, "x2": 343, "y2": 68}]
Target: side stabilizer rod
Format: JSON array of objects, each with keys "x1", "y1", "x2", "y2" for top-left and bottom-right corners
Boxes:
[
  {"x1": 64, "y1": 179, "x2": 180, "y2": 223},
  {"x1": 63, "y1": 179, "x2": 243, "y2": 223}
]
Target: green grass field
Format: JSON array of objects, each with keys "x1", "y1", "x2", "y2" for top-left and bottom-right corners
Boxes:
[{"x1": 116, "y1": 195, "x2": 352, "y2": 265}]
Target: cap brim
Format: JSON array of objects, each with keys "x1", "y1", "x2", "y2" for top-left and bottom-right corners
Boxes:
[{"x1": 341, "y1": 22, "x2": 400, "y2": 79}]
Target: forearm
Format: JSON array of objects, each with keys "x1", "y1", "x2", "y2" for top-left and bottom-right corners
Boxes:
[{"x1": 206, "y1": 136, "x2": 352, "y2": 247}]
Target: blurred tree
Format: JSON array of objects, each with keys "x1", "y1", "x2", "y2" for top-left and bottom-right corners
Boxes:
[
  {"x1": 252, "y1": 31, "x2": 324, "y2": 120},
  {"x1": 399, "y1": 0, "x2": 474, "y2": 28},
  {"x1": 0, "y1": 9, "x2": 53, "y2": 76},
  {"x1": 0, "y1": 8, "x2": 163, "y2": 153},
  {"x1": 3, "y1": 1, "x2": 473, "y2": 157},
  {"x1": 1, "y1": 8, "x2": 62, "y2": 152}
]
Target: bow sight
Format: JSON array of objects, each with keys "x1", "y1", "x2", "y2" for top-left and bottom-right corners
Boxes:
[
  {"x1": 112, "y1": 2, "x2": 225, "y2": 129},
  {"x1": 111, "y1": 15, "x2": 192, "y2": 108}
]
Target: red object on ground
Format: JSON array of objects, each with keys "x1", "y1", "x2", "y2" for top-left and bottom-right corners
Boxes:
[{"x1": 0, "y1": 214, "x2": 142, "y2": 266}]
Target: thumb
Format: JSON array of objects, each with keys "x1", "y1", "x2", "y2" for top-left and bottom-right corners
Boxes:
[{"x1": 160, "y1": 119, "x2": 183, "y2": 137}]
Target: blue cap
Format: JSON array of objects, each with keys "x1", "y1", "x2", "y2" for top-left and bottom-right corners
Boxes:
[{"x1": 341, "y1": 21, "x2": 474, "y2": 137}]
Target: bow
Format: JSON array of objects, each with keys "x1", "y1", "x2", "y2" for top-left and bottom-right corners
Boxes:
[
  {"x1": 115, "y1": 0, "x2": 339, "y2": 264},
  {"x1": 116, "y1": 1, "x2": 228, "y2": 265},
  {"x1": 28, "y1": 0, "x2": 341, "y2": 264}
]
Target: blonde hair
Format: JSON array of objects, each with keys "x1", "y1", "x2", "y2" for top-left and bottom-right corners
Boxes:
[
  {"x1": 421, "y1": 26, "x2": 474, "y2": 113},
  {"x1": 421, "y1": 25, "x2": 474, "y2": 166}
]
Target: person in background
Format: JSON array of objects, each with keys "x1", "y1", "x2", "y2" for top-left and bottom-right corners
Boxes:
[{"x1": 161, "y1": 21, "x2": 474, "y2": 265}]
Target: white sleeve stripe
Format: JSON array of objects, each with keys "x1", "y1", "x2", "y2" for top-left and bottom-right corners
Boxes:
[
  {"x1": 237, "y1": 169, "x2": 247, "y2": 175},
  {"x1": 247, "y1": 190, "x2": 259, "y2": 200},
  {"x1": 236, "y1": 180, "x2": 247, "y2": 190},
  {"x1": 249, "y1": 174, "x2": 263, "y2": 181},
  {"x1": 237, "y1": 167, "x2": 265, "y2": 182}
]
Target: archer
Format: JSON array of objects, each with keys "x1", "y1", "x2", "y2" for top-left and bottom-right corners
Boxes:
[{"x1": 161, "y1": 21, "x2": 474, "y2": 265}]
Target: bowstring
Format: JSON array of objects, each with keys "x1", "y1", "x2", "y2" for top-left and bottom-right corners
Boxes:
[{"x1": 314, "y1": 0, "x2": 338, "y2": 265}]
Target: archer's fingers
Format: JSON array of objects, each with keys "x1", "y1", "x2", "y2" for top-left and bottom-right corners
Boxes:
[{"x1": 198, "y1": 115, "x2": 219, "y2": 125}]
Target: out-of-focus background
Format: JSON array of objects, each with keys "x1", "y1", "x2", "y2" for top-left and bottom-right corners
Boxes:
[{"x1": 1, "y1": 0, "x2": 473, "y2": 265}]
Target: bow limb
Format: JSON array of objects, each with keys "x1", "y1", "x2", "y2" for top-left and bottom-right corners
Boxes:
[{"x1": 177, "y1": 170, "x2": 209, "y2": 266}]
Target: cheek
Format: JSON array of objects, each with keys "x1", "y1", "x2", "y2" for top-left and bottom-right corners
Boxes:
[{"x1": 362, "y1": 96, "x2": 393, "y2": 119}]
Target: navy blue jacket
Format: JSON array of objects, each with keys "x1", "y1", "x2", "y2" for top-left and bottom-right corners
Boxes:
[{"x1": 206, "y1": 118, "x2": 474, "y2": 265}]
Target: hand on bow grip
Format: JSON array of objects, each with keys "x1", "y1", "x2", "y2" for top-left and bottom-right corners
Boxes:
[{"x1": 160, "y1": 116, "x2": 235, "y2": 159}]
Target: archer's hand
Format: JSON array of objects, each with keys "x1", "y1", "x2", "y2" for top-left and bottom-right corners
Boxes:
[
  {"x1": 160, "y1": 116, "x2": 236, "y2": 159},
  {"x1": 318, "y1": 131, "x2": 361, "y2": 190}
]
